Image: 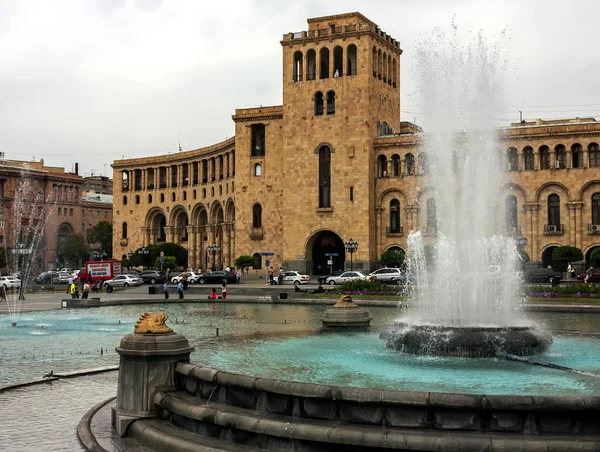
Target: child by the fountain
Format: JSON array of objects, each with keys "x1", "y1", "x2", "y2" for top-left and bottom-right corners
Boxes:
[{"x1": 221, "y1": 280, "x2": 227, "y2": 299}]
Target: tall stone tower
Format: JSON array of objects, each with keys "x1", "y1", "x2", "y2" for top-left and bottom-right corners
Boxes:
[{"x1": 279, "y1": 12, "x2": 402, "y2": 273}]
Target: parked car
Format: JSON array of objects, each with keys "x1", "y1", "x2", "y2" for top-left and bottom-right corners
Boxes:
[
  {"x1": 123, "y1": 270, "x2": 141, "y2": 277},
  {"x1": 57, "y1": 272, "x2": 73, "y2": 284},
  {"x1": 523, "y1": 267, "x2": 562, "y2": 283},
  {"x1": 139, "y1": 270, "x2": 166, "y2": 284},
  {"x1": 577, "y1": 267, "x2": 600, "y2": 283},
  {"x1": 197, "y1": 271, "x2": 237, "y2": 285},
  {"x1": 318, "y1": 271, "x2": 344, "y2": 284},
  {"x1": 0, "y1": 276, "x2": 22, "y2": 290},
  {"x1": 325, "y1": 271, "x2": 369, "y2": 285},
  {"x1": 368, "y1": 267, "x2": 406, "y2": 284},
  {"x1": 34, "y1": 272, "x2": 60, "y2": 285},
  {"x1": 103, "y1": 275, "x2": 143, "y2": 288},
  {"x1": 275, "y1": 271, "x2": 311, "y2": 286},
  {"x1": 171, "y1": 271, "x2": 200, "y2": 284}
]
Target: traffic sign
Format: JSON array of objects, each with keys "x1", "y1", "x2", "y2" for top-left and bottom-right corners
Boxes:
[
  {"x1": 259, "y1": 252, "x2": 274, "y2": 256},
  {"x1": 265, "y1": 259, "x2": 270, "y2": 266},
  {"x1": 160, "y1": 257, "x2": 165, "y2": 264},
  {"x1": 327, "y1": 260, "x2": 333, "y2": 265},
  {"x1": 324, "y1": 253, "x2": 340, "y2": 257},
  {"x1": 160, "y1": 251, "x2": 165, "y2": 257}
]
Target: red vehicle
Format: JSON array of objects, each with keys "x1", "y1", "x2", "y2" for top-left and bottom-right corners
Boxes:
[{"x1": 78, "y1": 260, "x2": 123, "y2": 283}]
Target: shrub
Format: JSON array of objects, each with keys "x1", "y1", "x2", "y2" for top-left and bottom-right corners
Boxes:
[
  {"x1": 334, "y1": 279, "x2": 399, "y2": 294},
  {"x1": 552, "y1": 246, "x2": 583, "y2": 272},
  {"x1": 380, "y1": 249, "x2": 405, "y2": 268},
  {"x1": 235, "y1": 255, "x2": 259, "y2": 270},
  {"x1": 590, "y1": 248, "x2": 600, "y2": 268},
  {"x1": 523, "y1": 284, "x2": 600, "y2": 295}
]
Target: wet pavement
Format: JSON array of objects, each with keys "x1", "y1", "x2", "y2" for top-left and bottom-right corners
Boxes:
[{"x1": 0, "y1": 371, "x2": 118, "y2": 452}]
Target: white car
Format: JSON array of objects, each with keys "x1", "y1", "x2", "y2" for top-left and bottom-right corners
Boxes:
[
  {"x1": 103, "y1": 275, "x2": 143, "y2": 288},
  {"x1": 278, "y1": 271, "x2": 310, "y2": 286},
  {"x1": 0, "y1": 276, "x2": 22, "y2": 290},
  {"x1": 171, "y1": 271, "x2": 200, "y2": 284},
  {"x1": 368, "y1": 267, "x2": 406, "y2": 284},
  {"x1": 325, "y1": 271, "x2": 369, "y2": 285}
]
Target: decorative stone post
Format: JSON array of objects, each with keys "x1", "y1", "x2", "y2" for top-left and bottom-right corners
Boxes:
[
  {"x1": 112, "y1": 312, "x2": 193, "y2": 436},
  {"x1": 321, "y1": 295, "x2": 372, "y2": 331}
]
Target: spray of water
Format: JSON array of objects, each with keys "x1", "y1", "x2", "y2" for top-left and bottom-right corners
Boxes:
[{"x1": 404, "y1": 24, "x2": 525, "y2": 327}]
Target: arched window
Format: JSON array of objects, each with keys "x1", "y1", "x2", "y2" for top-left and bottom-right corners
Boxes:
[
  {"x1": 251, "y1": 124, "x2": 265, "y2": 156},
  {"x1": 121, "y1": 171, "x2": 128, "y2": 191},
  {"x1": 505, "y1": 195, "x2": 518, "y2": 233},
  {"x1": 391, "y1": 154, "x2": 401, "y2": 177},
  {"x1": 555, "y1": 145, "x2": 566, "y2": 169},
  {"x1": 380, "y1": 121, "x2": 389, "y2": 135},
  {"x1": 326, "y1": 90, "x2": 335, "y2": 115},
  {"x1": 122, "y1": 222, "x2": 128, "y2": 239},
  {"x1": 160, "y1": 193, "x2": 164, "y2": 202},
  {"x1": 254, "y1": 163, "x2": 262, "y2": 176},
  {"x1": 377, "y1": 48, "x2": 382, "y2": 78},
  {"x1": 346, "y1": 44, "x2": 357, "y2": 76},
  {"x1": 193, "y1": 189, "x2": 196, "y2": 200},
  {"x1": 548, "y1": 194, "x2": 560, "y2": 227},
  {"x1": 589, "y1": 142, "x2": 600, "y2": 168},
  {"x1": 211, "y1": 187, "x2": 214, "y2": 197},
  {"x1": 183, "y1": 191, "x2": 187, "y2": 201},
  {"x1": 252, "y1": 204, "x2": 262, "y2": 228},
  {"x1": 253, "y1": 252, "x2": 262, "y2": 270},
  {"x1": 572, "y1": 143, "x2": 583, "y2": 168},
  {"x1": 389, "y1": 199, "x2": 401, "y2": 233},
  {"x1": 219, "y1": 185, "x2": 222, "y2": 195},
  {"x1": 148, "y1": 194, "x2": 152, "y2": 203},
  {"x1": 387, "y1": 54, "x2": 392, "y2": 85},
  {"x1": 315, "y1": 91, "x2": 324, "y2": 116},
  {"x1": 202, "y1": 188, "x2": 206, "y2": 198},
  {"x1": 426, "y1": 198, "x2": 437, "y2": 234},
  {"x1": 319, "y1": 47, "x2": 330, "y2": 79},
  {"x1": 171, "y1": 192, "x2": 176, "y2": 202},
  {"x1": 377, "y1": 155, "x2": 387, "y2": 177},
  {"x1": 392, "y1": 58, "x2": 397, "y2": 87},
  {"x1": 319, "y1": 145, "x2": 331, "y2": 208},
  {"x1": 171, "y1": 164, "x2": 178, "y2": 187},
  {"x1": 218, "y1": 155, "x2": 224, "y2": 179},
  {"x1": 333, "y1": 46, "x2": 343, "y2": 77},
  {"x1": 507, "y1": 147, "x2": 518, "y2": 171},
  {"x1": 306, "y1": 49, "x2": 316, "y2": 80},
  {"x1": 539, "y1": 145, "x2": 550, "y2": 170},
  {"x1": 135, "y1": 195, "x2": 140, "y2": 204},
  {"x1": 405, "y1": 153, "x2": 415, "y2": 175},
  {"x1": 418, "y1": 153, "x2": 427, "y2": 175},
  {"x1": 592, "y1": 193, "x2": 600, "y2": 225},
  {"x1": 123, "y1": 196, "x2": 127, "y2": 205},
  {"x1": 523, "y1": 146, "x2": 534, "y2": 170},
  {"x1": 372, "y1": 46, "x2": 377, "y2": 76},
  {"x1": 293, "y1": 51, "x2": 303, "y2": 82},
  {"x1": 382, "y1": 51, "x2": 387, "y2": 81}
]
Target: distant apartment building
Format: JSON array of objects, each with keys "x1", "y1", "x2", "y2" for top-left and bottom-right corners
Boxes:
[{"x1": 83, "y1": 175, "x2": 113, "y2": 195}]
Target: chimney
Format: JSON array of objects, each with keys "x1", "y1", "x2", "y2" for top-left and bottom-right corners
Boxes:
[{"x1": 75, "y1": 163, "x2": 79, "y2": 175}]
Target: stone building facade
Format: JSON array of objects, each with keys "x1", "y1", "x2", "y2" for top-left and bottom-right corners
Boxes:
[
  {"x1": 111, "y1": 12, "x2": 600, "y2": 274},
  {"x1": 0, "y1": 159, "x2": 113, "y2": 273}
]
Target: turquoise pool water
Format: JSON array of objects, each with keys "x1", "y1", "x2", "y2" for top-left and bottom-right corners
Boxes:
[{"x1": 1, "y1": 302, "x2": 599, "y2": 394}]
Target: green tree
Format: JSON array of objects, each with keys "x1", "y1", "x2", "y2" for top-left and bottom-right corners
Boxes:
[
  {"x1": 154, "y1": 256, "x2": 177, "y2": 270},
  {"x1": 552, "y1": 246, "x2": 583, "y2": 272},
  {"x1": 589, "y1": 248, "x2": 600, "y2": 268},
  {"x1": 122, "y1": 258, "x2": 131, "y2": 268},
  {"x1": 380, "y1": 248, "x2": 406, "y2": 268},
  {"x1": 86, "y1": 221, "x2": 113, "y2": 258},
  {"x1": 235, "y1": 255, "x2": 258, "y2": 271},
  {"x1": 58, "y1": 233, "x2": 90, "y2": 267},
  {"x1": 154, "y1": 243, "x2": 188, "y2": 267}
]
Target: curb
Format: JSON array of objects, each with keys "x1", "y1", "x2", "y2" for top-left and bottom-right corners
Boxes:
[
  {"x1": 77, "y1": 396, "x2": 115, "y2": 452},
  {"x1": 0, "y1": 366, "x2": 119, "y2": 393}
]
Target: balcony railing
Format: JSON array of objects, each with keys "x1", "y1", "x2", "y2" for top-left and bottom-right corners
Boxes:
[
  {"x1": 182, "y1": 180, "x2": 189, "y2": 187},
  {"x1": 147, "y1": 183, "x2": 155, "y2": 190},
  {"x1": 544, "y1": 224, "x2": 564, "y2": 235},
  {"x1": 172, "y1": 182, "x2": 178, "y2": 188},
  {"x1": 386, "y1": 226, "x2": 403, "y2": 237},
  {"x1": 588, "y1": 223, "x2": 600, "y2": 235},
  {"x1": 122, "y1": 186, "x2": 129, "y2": 192},
  {"x1": 159, "y1": 183, "x2": 167, "y2": 189},
  {"x1": 134, "y1": 184, "x2": 142, "y2": 191},
  {"x1": 250, "y1": 227, "x2": 263, "y2": 240},
  {"x1": 202, "y1": 178, "x2": 207, "y2": 184}
]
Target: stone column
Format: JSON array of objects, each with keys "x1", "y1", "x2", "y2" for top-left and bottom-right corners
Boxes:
[
  {"x1": 517, "y1": 149, "x2": 523, "y2": 171},
  {"x1": 550, "y1": 151, "x2": 556, "y2": 169},
  {"x1": 533, "y1": 151, "x2": 540, "y2": 170},
  {"x1": 164, "y1": 226, "x2": 175, "y2": 243},
  {"x1": 375, "y1": 207, "x2": 383, "y2": 259},
  {"x1": 230, "y1": 223, "x2": 235, "y2": 269},
  {"x1": 187, "y1": 225, "x2": 197, "y2": 268},
  {"x1": 531, "y1": 204, "x2": 540, "y2": 261},
  {"x1": 567, "y1": 202, "x2": 576, "y2": 246},
  {"x1": 583, "y1": 148, "x2": 589, "y2": 168},
  {"x1": 222, "y1": 223, "x2": 231, "y2": 268},
  {"x1": 574, "y1": 202, "x2": 583, "y2": 250},
  {"x1": 566, "y1": 149, "x2": 573, "y2": 169},
  {"x1": 316, "y1": 50, "x2": 321, "y2": 80},
  {"x1": 140, "y1": 227, "x2": 151, "y2": 247},
  {"x1": 112, "y1": 319, "x2": 193, "y2": 437}
]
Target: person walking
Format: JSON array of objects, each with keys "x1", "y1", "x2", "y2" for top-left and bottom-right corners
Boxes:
[
  {"x1": 82, "y1": 281, "x2": 90, "y2": 299},
  {"x1": 268, "y1": 267, "x2": 274, "y2": 285},
  {"x1": 163, "y1": 281, "x2": 169, "y2": 299},
  {"x1": 221, "y1": 280, "x2": 228, "y2": 299},
  {"x1": 235, "y1": 268, "x2": 241, "y2": 284},
  {"x1": 177, "y1": 281, "x2": 184, "y2": 299},
  {"x1": 69, "y1": 281, "x2": 77, "y2": 299},
  {"x1": 0, "y1": 285, "x2": 6, "y2": 302},
  {"x1": 277, "y1": 268, "x2": 284, "y2": 285}
]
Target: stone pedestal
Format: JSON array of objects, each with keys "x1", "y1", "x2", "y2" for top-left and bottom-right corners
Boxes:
[
  {"x1": 321, "y1": 295, "x2": 372, "y2": 331},
  {"x1": 111, "y1": 332, "x2": 193, "y2": 436}
]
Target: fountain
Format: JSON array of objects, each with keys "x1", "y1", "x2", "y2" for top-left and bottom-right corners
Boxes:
[
  {"x1": 2, "y1": 171, "x2": 52, "y2": 327},
  {"x1": 380, "y1": 26, "x2": 551, "y2": 357}
]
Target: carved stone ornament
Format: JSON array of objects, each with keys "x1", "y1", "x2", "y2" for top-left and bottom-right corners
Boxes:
[
  {"x1": 331, "y1": 294, "x2": 359, "y2": 309},
  {"x1": 134, "y1": 312, "x2": 173, "y2": 334}
]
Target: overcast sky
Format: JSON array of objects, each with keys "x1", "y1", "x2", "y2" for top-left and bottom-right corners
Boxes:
[{"x1": 1, "y1": 0, "x2": 599, "y2": 177}]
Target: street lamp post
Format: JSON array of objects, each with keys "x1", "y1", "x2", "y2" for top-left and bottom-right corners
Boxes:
[
  {"x1": 137, "y1": 247, "x2": 150, "y2": 270},
  {"x1": 207, "y1": 243, "x2": 221, "y2": 271},
  {"x1": 344, "y1": 238, "x2": 359, "y2": 271}
]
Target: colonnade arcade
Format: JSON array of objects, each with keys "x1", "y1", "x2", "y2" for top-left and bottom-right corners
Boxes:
[{"x1": 141, "y1": 199, "x2": 235, "y2": 270}]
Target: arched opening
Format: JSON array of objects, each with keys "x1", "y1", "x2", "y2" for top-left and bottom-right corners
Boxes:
[
  {"x1": 193, "y1": 189, "x2": 196, "y2": 200},
  {"x1": 253, "y1": 252, "x2": 262, "y2": 270},
  {"x1": 346, "y1": 44, "x2": 357, "y2": 76},
  {"x1": 426, "y1": 198, "x2": 437, "y2": 234},
  {"x1": 405, "y1": 153, "x2": 415, "y2": 176},
  {"x1": 392, "y1": 58, "x2": 397, "y2": 86},
  {"x1": 585, "y1": 246, "x2": 600, "y2": 267},
  {"x1": 172, "y1": 209, "x2": 189, "y2": 244},
  {"x1": 389, "y1": 199, "x2": 401, "y2": 233},
  {"x1": 171, "y1": 165, "x2": 178, "y2": 187},
  {"x1": 319, "y1": 47, "x2": 330, "y2": 79},
  {"x1": 183, "y1": 191, "x2": 187, "y2": 201},
  {"x1": 372, "y1": 46, "x2": 377, "y2": 76},
  {"x1": 306, "y1": 49, "x2": 316, "y2": 80},
  {"x1": 318, "y1": 145, "x2": 331, "y2": 208},
  {"x1": 542, "y1": 246, "x2": 558, "y2": 268},
  {"x1": 382, "y1": 51, "x2": 387, "y2": 81},
  {"x1": 505, "y1": 195, "x2": 518, "y2": 233},
  {"x1": 218, "y1": 155, "x2": 224, "y2": 180},
  {"x1": 592, "y1": 193, "x2": 600, "y2": 225},
  {"x1": 148, "y1": 194, "x2": 152, "y2": 203},
  {"x1": 391, "y1": 154, "x2": 400, "y2": 177},
  {"x1": 135, "y1": 195, "x2": 140, "y2": 204},
  {"x1": 254, "y1": 163, "x2": 262, "y2": 176},
  {"x1": 134, "y1": 169, "x2": 142, "y2": 190},
  {"x1": 306, "y1": 230, "x2": 346, "y2": 275},
  {"x1": 171, "y1": 192, "x2": 176, "y2": 202},
  {"x1": 555, "y1": 144, "x2": 566, "y2": 169},
  {"x1": 377, "y1": 155, "x2": 387, "y2": 177},
  {"x1": 160, "y1": 193, "x2": 164, "y2": 202},
  {"x1": 524, "y1": 146, "x2": 534, "y2": 170},
  {"x1": 572, "y1": 143, "x2": 583, "y2": 168},
  {"x1": 293, "y1": 50, "x2": 303, "y2": 82},
  {"x1": 326, "y1": 90, "x2": 335, "y2": 115},
  {"x1": 377, "y1": 48, "x2": 382, "y2": 78},
  {"x1": 122, "y1": 222, "x2": 128, "y2": 239},
  {"x1": 252, "y1": 203, "x2": 262, "y2": 228},
  {"x1": 333, "y1": 46, "x2": 343, "y2": 77},
  {"x1": 508, "y1": 147, "x2": 518, "y2": 171},
  {"x1": 387, "y1": 54, "x2": 391, "y2": 84},
  {"x1": 123, "y1": 196, "x2": 127, "y2": 205},
  {"x1": 121, "y1": 171, "x2": 128, "y2": 191},
  {"x1": 589, "y1": 142, "x2": 600, "y2": 168},
  {"x1": 314, "y1": 91, "x2": 324, "y2": 116},
  {"x1": 57, "y1": 223, "x2": 75, "y2": 266},
  {"x1": 539, "y1": 145, "x2": 550, "y2": 170}
]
